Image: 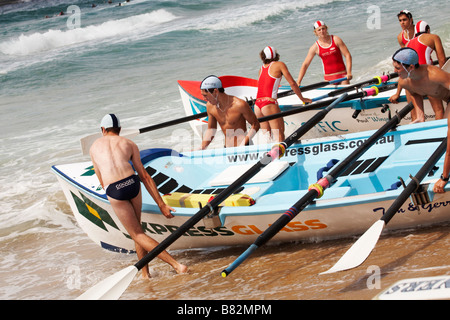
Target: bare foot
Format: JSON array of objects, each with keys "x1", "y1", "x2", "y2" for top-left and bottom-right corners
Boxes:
[{"x1": 176, "y1": 263, "x2": 189, "y2": 274}]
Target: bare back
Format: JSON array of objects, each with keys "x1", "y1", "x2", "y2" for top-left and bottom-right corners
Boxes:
[
  {"x1": 399, "y1": 64, "x2": 450, "y2": 101},
  {"x1": 90, "y1": 134, "x2": 137, "y2": 187}
]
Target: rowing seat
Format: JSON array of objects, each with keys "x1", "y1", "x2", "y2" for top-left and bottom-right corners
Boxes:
[
  {"x1": 209, "y1": 161, "x2": 290, "y2": 186},
  {"x1": 162, "y1": 192, "x2": 255, "y2": 208}
]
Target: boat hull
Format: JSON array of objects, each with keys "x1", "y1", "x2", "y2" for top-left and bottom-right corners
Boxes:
[{"x1": 52, "y1": 121, "x2": 450, "y2": 253}]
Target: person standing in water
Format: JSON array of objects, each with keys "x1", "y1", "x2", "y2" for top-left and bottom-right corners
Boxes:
[
  {"x1": 256, "y1": 46, "x2": 311, "y2": 142},
  {"x1": 90, "y1": 114, "x2": 188, "y2": 279},
  {"x1": 297, "y1": 20, "x2": 352, "y2": 85}
]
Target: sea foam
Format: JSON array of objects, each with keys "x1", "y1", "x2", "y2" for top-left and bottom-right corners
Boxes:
[{"x1": 0, "y1": 9, "x2": 178, "y2": 56}]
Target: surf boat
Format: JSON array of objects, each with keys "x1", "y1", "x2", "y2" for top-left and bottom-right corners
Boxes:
[
  {"x1": 52, "y1": 119, "x2": 450, "y2": 253},
  {"x1": 178, "y1": 75, "x2": 436, "y2": 141}
]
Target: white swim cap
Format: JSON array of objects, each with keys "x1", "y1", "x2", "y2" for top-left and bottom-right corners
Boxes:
[
  {"x1": 314, "y1": 20, "x2": 326, "y2": 29},
  {"x1": 415, "y1": 20, "x2": 429, "y2": 35},
  {"x1": 100, "y1": 113, "x2": 121, "y2": 129},
  {"x1": 200, "y1": 75, "x2": 222, "y2": 90},
  {"x1": 263, "y1": 46, "x2": 276, "y2": 60}
]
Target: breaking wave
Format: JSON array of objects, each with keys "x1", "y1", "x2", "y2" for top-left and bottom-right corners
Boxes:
[{"x1": 0, "y1": 9, "x2": 178, "y2": 56}]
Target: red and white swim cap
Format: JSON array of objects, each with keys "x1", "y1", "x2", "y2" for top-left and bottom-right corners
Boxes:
[
  {"x1": 314, "y1": 20, "x2": 326, "y2": 29},
  {"x1": 263, "y1": 46, "x2": 276, "y2": 60},
  {"x1": 415, "y1": 20, "x2": 429, "y2": 35}
]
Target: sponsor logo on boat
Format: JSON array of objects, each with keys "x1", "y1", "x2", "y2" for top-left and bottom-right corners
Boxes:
[
  {"x1": 227, "y1": 135, "x2": 394, "y2": 163},
  {"x1": 373, "y1": 200, "x2": 450, "y2": 215},
  {"x1": 141, "y1": 219, "x2": 327, "y2": 237}
]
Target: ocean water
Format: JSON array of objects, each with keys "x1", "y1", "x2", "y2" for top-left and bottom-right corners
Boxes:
[{"x1": 0, "y1": 0, "x2": 449, "y2": 301}]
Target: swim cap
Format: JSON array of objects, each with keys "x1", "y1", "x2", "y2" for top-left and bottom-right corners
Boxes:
[
  {"x1": 314, "y1": 20, "x2": 326, "y2": 29},
  {"x1": 397, "y1": 10, "x2": 412, "y2": 19},
  {"x1": 263, "y1": 46, "x2": 276, "y2": 60},
  {"x1": 200, "y1": 75, "x2": 222, "y2": 90},
  {"x1": 415, "y1": 20, "x2": 429, "y2": 35},
  {"x1": 392, "y1": 47, "x2": 419, "y2": 66},
  {"x1": 101, "y1": 113, "x2": 121, "y2": 129}
]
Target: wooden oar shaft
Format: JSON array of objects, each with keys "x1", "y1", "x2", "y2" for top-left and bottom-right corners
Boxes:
[
  {"x1": 139, "y1": 112, "x2": 207, "y2": 134},
  {"x1": 325, "y1": 102, "x2": 413, "y2": 180},
  {"x1": 274, "y1": 77, "x2": 347, "y2": 101},
  {"x1": 134, "y1": 93, "x2": 348, "y2": 271},
  {"x1": 221, "y1": 102, "x2": 414, "y2": 277},
  {"x1": 381, "y1": 137, "x2": 447, "y2": 225}
]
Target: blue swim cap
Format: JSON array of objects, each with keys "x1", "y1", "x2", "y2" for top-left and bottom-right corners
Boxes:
[{"x1": 392, "y1": 47, "x2": 419, "y2": 66}]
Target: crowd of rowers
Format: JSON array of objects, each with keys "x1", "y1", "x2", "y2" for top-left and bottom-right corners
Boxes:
[{"x1": 197, "y1": 10, "x2": 450, "y2": 192}]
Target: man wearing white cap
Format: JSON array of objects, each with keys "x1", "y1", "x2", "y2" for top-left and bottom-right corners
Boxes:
[
  {"x1": 199, "y1": 75, "x2": 260, "y2": 149},
  {"x1": 297, "y1": 20, "x2": 352, "y2": 85},
  {"x1": 90, "y1": 114, "x2": 188, "y2": 279}
]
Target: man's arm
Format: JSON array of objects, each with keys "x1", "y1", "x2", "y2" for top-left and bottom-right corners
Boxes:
[
  {"x1": 280, "y1": 62, "x2": 312, "y2": 103},
  {"x1": 239, "y1": 99, "x2": 260, "y2": 146},
  {"x1": 89, "y1": 143, "x2": 105, "y2": 189},
  {"x1": 335, "y1": 36, "x2": 353, "y2": 80},
  {"x1": 297, "y1": 44, "x2": 316, "y2": 85},
  {"x1": 200, "y1": 104, "x2": 218, "y2": 150}
]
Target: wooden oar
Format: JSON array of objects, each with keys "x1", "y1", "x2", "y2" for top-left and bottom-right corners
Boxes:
[
  {"x1": 221, "y1": 102, "x2": 415, "y2": 278},
  {"x1": 320, "y1": 137, "x2": 447, "y2": 275},
  {"x1": 76, "y1": 92, "x2": 349, "y2": 300}
]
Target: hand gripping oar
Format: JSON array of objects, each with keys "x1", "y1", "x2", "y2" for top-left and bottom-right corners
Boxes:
[
  {"x1": 320, "y1": 137, "x2": 447, "y2": 275},
  {"x1": 310, "y1": 73, "x2": 397, "y2": 102},
  {"x1": 221, "y1": 101, "x2": 415, "y2": 278},
  {"x1": 76, "y1": 92, "x2": 349, "y2": 300}
]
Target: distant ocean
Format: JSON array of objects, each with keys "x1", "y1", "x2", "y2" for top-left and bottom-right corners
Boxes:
[{"x1": 0, "y1": 0, "x2": 449, "y2": 300}]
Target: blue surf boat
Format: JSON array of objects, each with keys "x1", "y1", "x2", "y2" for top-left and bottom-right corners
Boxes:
[{"x1": 52, "y1": 119, "x2": 450, "y2": 253}]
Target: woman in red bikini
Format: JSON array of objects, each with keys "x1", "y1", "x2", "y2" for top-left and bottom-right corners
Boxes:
[
  {"x1": 255, "y1": 46, "x2": 311, "y2": 142},
  {"x1": 297, "y1": 21, "x2": 352, "y2": 85}
]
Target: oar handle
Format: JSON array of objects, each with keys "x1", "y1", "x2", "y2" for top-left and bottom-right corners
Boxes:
[{"x1": 139, "y1": 112, "x2": 208, "y2": 134}]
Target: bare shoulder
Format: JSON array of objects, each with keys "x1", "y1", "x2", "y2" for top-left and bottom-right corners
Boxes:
[{"x1": 232, "y1": 95, "x2": 250, "y2": 109}]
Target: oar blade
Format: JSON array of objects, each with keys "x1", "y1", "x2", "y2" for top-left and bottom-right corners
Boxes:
[
  {"x1": 80, "y1": 132, "x2": 102, "y2": 155},
  {"x1": 320, "y1": 220, "x2": 385, "y2": 274},
  {"x1": 76, "y1": 266, "x2": 138, "y2": 300}
]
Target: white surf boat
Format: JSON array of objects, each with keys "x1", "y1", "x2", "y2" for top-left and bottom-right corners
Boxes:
[
  {"x1": 52, "y1": 119, "x2": 450, "y2": 253},
  {"x1": 178, "y1": 75, "x2": 436, "y2": 141}
]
